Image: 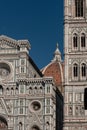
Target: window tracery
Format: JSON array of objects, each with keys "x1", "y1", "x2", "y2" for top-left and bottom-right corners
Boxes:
[
  {"x1": 73, "y1": 63, "x2": 78, "y2": 78},
  {"x1": 81, "y1": 63, "x2": 86, "y2": 77},
  {"x1": 73, "y1": 33, "x2": 78, "y2": 49},
  {"x1": 75, "y1": 0, "x2": 84, "y2": 17},
  {"x1": 81, "y1": 33, "x2": 85, "y2": 48}
]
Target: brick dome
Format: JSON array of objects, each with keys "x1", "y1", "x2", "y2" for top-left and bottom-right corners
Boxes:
[
  {"x1": 42, "y1": 62, "x2": 63, "y2": 86},
  {"x1": 42, "y1": 44, "x2": 64, "y2": 93}
]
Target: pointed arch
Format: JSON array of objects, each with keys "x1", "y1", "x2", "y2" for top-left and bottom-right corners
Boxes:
[
  {"x1": 81, "y1": 63, "x2": 86, "y2": 77},
  {"x1": 81, "y1": 33, "x2": 86, "y2": 48},
  {"x1": 73, "y1": 63, "x2": 78, "y2": 77},
  {"x1": 75, "y1": 0, "x2": 85, "y2": 17},
  {"x1": 73, "y1": 33, "x2": 78, "y2": 49}
]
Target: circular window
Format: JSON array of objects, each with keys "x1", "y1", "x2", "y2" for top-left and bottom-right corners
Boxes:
[
  {"x1": 0, "y1": 62, "x2": 11, "y2": 78},
  {"x1": 30, "y1": 101, "x2": 41, "y2": 112}
]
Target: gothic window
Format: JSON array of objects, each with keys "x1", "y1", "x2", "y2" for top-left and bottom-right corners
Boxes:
[
  {"x1": 81, "y1": 63, "x2": 86, "y2": 77},
  {"x1": 75, "y1": 0, "x2": 84, "y2": 17},
  {"x1": 73, "y1": 63, "x2": 78, "y2": 77},
  {"x1": 81, "y1": 33, "x2": 85, "y2": 48},
  {"x1": 73, "y1": 33, "x2": 78, "y2": 49}
]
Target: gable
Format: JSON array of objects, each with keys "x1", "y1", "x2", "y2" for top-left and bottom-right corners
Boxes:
[
  {"x1": 29, "y1": 56, "x2": 43, "y2": 78},
  {"x1": 0, "y1": 35, "x2": 18, "y2": 50}
]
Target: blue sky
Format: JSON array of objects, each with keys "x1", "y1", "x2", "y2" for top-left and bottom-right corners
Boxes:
[{"x1": 0, "y1": 0, "x2": 64, "y2": 69}]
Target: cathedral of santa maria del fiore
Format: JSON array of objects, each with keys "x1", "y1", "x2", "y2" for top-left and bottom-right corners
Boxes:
[{"x1": 0, "y1": 0, "x2": 87, "y2": 130}]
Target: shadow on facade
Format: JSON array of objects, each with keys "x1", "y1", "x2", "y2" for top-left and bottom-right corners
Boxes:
[{"x1": 56, "y1": 88, "x2": 64, "y2": 130}]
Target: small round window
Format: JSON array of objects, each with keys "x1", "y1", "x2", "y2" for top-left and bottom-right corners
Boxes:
[
  {"x1": 0, "y1": 63, "x2": 11, "y2": 78},
  {"x1": 30, "y1": 101, "x2": 41, "y2": 112}
]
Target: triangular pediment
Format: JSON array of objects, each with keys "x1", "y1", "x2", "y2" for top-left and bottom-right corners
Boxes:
[
  {"x1": 0, "y1": 35, "x2": 30, "y2": 50},
  {"x1": 0, "y1": 35, "x2": 18, "y2": 49}
]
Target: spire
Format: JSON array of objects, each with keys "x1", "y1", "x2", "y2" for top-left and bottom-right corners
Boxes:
[{"x1": 53, "y1": 43, "x2": 61, "y2": 62}]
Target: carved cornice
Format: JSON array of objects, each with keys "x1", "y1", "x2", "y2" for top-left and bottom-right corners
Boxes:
[
  {"x1": 17, "y1": 77, "x2": 54, "y2": 84},
  {"x1": 0, "y1": 35, "x2": 31, "y2": 50}
]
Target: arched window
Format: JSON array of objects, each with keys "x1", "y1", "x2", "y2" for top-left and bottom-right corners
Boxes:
[
  {"x1": 73, "y1": 33, "x2": 78, "y2": 49},
  {"x1": 81, "y1": 63, "x2": 86, "y2": 77},
  {"x1": 81, "y1": 33, "x2": 85, "y2": 48},
  {"x1": 73, "y1": 63, "x2": 78, "y2": 77},
  {"x1": 75, "y1": 0, "x2": 84, "y2": 17}
]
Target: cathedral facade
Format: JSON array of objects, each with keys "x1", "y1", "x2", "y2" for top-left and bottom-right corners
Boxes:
[
  {"x1": 0, "y1": 0, "x2": 87, "y2": 130},
  {"x1": 0, "y1": 35, "x2": 63, "y2": 130}
]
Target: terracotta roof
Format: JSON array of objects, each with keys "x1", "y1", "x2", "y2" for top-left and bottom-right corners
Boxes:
[
  {"x1": 41, "y1": 44, "x2": 64, "y2": 93},
  {"x1": 42, "y1": 61, "x2": 63, "y2": 86}
]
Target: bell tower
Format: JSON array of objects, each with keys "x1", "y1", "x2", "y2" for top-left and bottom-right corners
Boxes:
[{"x1": 64, "y1": 0, "x2": 87, "y2": 130}]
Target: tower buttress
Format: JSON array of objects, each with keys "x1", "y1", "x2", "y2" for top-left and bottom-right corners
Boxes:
[{"x1": 64, "y1": 0, "x2": 87, "y2": 130}]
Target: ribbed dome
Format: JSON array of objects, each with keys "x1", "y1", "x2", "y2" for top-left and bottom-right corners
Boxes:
[
  {"x1": 42, "y1": 61, "x2": 63, "y2": 86},
  {"x1": 42, "y1": 44, "x2": 64, "y2": 93}
]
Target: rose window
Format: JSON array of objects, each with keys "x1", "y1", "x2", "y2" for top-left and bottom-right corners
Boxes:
[{"x1": 30, "y1": 101, "x2": 41, "y2": 112}]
